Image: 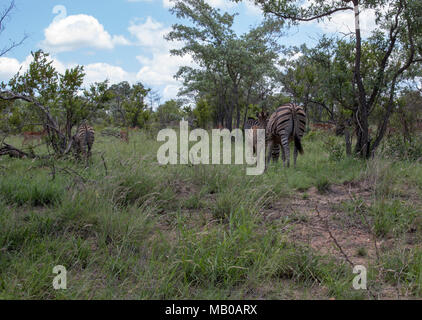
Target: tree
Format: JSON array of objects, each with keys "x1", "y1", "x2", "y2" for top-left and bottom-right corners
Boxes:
[
  {"x1": 193, "y1": 98, "x2": 212, "y2": 129},
  {"x1": 155, "y1": 99, "x2": 183, "y2": 126},
  {"x1": 109, "y1": 81, "x2": 150, "y2": 129},
  {"x1": 167, "y1": 0, "x2": 282, "y2": 130},
  {"x1": 234, "y1": 0, "x2": 422, "y2": 158},
  {"x1": 0, "y1": 50, "x2": 111, "y2": 157}
]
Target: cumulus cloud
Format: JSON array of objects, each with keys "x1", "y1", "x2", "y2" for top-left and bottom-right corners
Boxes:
[
  {"x1": 162, "y1": 84, "x2": 181, "y2": 101},
  {"x1": 162, "y1": 0, "x2": 236, "y2": 10},
  {"x1": 84, "y1": 63, "x2": 136, "y2": 85},
  {"x1": 0, "y1": 57, "x2": 22, "y2": 81},
  {"x1": 128, "y1": 17, "x2": 174, "y2": 51},
  {"x1": 41, "y1": 14, "x2": 130, "y2": 53},
  {"x1": 317, "y1": 8, "x2": 377, "y2": 37},
  {"x1": 162, "y1": 0, "x2": 173, "y2": 8},
  {"x1": 206, "y1": 0, "x2": 236, "y2": 10},
  {"x1": 129, "y1": 17, "x2": 196, "y2": 99},
  {"x1": 0, "y1": 55, "x2": 61, "y2": 83},
  {"x1": 0, "y1": 54, "x2": 134, "y2": 88},
  {"x1": 136, "y1": 52, "x2": 193, "y2": 86},
  {"x1": 244, "y1": 1, "x2": 262, "y2": 16}
]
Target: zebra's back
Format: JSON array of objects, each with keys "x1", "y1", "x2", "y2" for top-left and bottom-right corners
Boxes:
[
  {"x1": 76, "y1": 123, "x2": 95, "y2": 157},
  {"x1": 245, "y1": 118, "x2": 259, "y2": 130},
  {"x1": 265, "y1": 104, "x2": 306, "y2": 167},
  {"x1": 266, "y1": 103, "x2": 306, "y2": 140},
  {"x1": 245, "y1": 112, "x2": 269, "y2": 154}
]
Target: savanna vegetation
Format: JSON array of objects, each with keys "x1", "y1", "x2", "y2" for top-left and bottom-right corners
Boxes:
[{"x1": 1, "y1": 0, "x2": 422, "y2": 300}]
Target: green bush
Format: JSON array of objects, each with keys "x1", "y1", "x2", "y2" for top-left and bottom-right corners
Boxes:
[
  {"x1": 380, "y1": 135, "x2": 422, "y2": 161},
  {"x1": 323, "y1": 136, "x2": 345, "y2": 161}
]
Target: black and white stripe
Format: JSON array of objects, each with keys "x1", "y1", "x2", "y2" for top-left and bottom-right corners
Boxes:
[
  {"x1": 266, "y1": 103, "x2": 306, "y2": 168},
  {"x1": 245, "y1": 112, "x2": 269, "y2": 155},
  {"x1": 74, "y1": 122, "x2": 95, "y2": 160},
  {"x1": 245, "y1": 117, "x2": 260, "y2": 130}
]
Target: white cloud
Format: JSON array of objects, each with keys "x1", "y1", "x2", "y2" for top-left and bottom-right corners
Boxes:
[
  {"x1": 0, "y1": 57, "x2": 21, "y2": 81},
  {"x1": 128, "y1": 17, "x2": 173, "y2": 51},
  {"x1": 0, "y1": 55, "x2": 57, "y2": 83},
  {"x1": 41, "y1": 14, "x2": 130, "y2": 53},
  {"x1": 162, "y1": 0, "x2": 236, "y2": 10},
  {"x1": 206, "y1": 0, "x2": 236, "y2": 10},
  {"x1": 83, "y1": 63, "x2": 136, "y2": 85},
  {"x1": 316, "y1": 8, "x2": 377, "y2": 37},
  {"x1": 129, "y1": 17, "x2": 196, "y2": 99},
  {"x1": 135, "y1": 52, "x2": 193, "y2": 86},
  {"x1": 162, "y1": 0, "x2": 173, "y2": 9},
  {"x1": 162, "y1": 84, "x2": 181, "y2": 101},
  {"x1": 244, "y1": 1, "x2": 262, "y2": 16},
  {"x1": 0, "y1": 54, "x2": 134, "y2": 88}
]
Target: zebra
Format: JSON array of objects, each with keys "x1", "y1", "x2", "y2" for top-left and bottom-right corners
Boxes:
[
  {"x1": 73, "y1": 122, "x2": 95, "y2": 161},
  {"x1": 245, "y1": 111, "x2": 269, "y2": 155},
  {"x1": 266, "y1": 103, "x2": 306, "y2": 168}
]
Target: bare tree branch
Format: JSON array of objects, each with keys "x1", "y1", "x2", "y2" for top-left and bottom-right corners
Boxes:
[{"x1": 0, "y1": 1, "x2": 27, "y2": 57}]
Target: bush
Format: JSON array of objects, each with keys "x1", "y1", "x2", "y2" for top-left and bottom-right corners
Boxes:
[
  {"x1": 323, "y1": 136, "x2": 345, "y2": 161},
  {"x1": 379, "y1": 135, "x2": 422, "y2": 161}
]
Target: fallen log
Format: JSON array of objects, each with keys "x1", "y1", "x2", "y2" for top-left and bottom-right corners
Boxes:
[{"x1": 0, "y1": 143, "x2": 35, "y2": 159}]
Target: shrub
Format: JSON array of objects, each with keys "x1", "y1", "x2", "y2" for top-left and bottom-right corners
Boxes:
[
  {"x1": 323, "y1": 136, "x2": 345, "y2": 161},
  {"x1": 379, "y1": 135, "x2": 422, "y2": 161}
]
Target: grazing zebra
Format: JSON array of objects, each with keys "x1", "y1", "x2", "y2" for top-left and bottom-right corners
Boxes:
[
  {"x1": 73, "y1": 122, "x2": 95, "y2": 160},
  {"x1": 266, "y1": 103, "x2": 306, "y2": 168},
  {"x1": 245, "y1": 111, "x2": 269, "y2": 154}
]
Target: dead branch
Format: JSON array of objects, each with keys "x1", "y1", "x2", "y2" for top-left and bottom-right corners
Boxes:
[
  {"x1": 0, "y1": 142, "x2": 35, "y2": 159},
  {"x1": 315, "y1": 206, "x2": 355, "y2": 267},
  {"x1": 100, "y1": 152, "x2": 108, "y2": 176},
  {"x1": 347, "y1": 189, "x2": 380, "y2": 262}
]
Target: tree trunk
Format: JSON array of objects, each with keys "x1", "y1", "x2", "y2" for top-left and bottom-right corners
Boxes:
[
  {"x1": 344, "y1": 119, "x2": 352, "y2": 156},
  {"x1": 352, "y1": 0, "x2": 370, "y2": 158}
]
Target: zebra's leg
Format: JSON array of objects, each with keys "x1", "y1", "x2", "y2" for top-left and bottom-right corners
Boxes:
[
  {"x1": 294, "y1": 144, "x2": 298, "y2": 168},
  {"x1": 266, "y1": 140, "x2": 274, "y2": 170},
  {"x1": 87, "y1": 144, "x2": 92, "y2": 161},
  {"x1": 281, "y1": 144, "x2": 285, "y2": 164},
  {"x1": 281, "y1": 136, "x2": 290, "y2": 168},
  {"x1": 272, "y1": 144, "x2": 280, "y2": 163}
]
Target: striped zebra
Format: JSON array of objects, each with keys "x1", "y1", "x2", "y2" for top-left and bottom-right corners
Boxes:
[
  {"x1": 73, "y1": 122, "x2": 95, "y2": 160},
  {"x1": 266, "y1": 103, "x2": 306, "y2": 168},
  {"x1": 245, "y1": 111, "x2": 269, "y2": 154}
]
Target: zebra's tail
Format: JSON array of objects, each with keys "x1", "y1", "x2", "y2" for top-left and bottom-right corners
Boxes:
[
  {"x1": 84, "y1": 123, "x2": 94, "y2": 148},
  {"x1": 294, "y1": 135, "x2": 304, "y2": 154},
  {"x1": 293, "y1": 108, "x2": 304, "y2": 155}
]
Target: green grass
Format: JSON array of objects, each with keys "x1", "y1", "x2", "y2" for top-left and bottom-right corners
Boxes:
[{"x1": 0, "y1": 130, "x2": 421, "y2": 299}]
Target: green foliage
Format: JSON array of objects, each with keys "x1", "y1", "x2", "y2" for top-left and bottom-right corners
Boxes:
[
  {"x1": 382, "y1": 248, "x2": 422, "y2": 296},
  {"x1": 0, "y1": 129, "x2": 421, "y2": 299},
  {"x1": 155, "y1": 99, "x2": 183, "y2": 126},
  {"x1": 379, "y1": 134, "x2": 422, "y2": 161},
  {"x1": 0, "y1": 173, "x2": 64, "y2": 207},
  {"x1": 323, "y1": 135, "x2": 346, "y2": 161},
  {"x1": 371, "y1": 200, "x2": 420, "y2": 238},
  {"x1": 167, "y1": 0, "x2": 282, "y2": 128},
  {"x1": 193, "y1": 98, "x2": 212, "y2": 128},
  {"x1": 2, "y1": 50, "x2": 113, "y2": 156},
  {"x1": 9, "y1": 51, "x2": 59, "y2": 104},
  {"x1": 109, "y1": 81, "x2": 150, "y2": 128}
]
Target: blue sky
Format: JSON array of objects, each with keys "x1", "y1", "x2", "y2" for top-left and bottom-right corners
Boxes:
[{"x1": 0, "y1": 0, "x2": 374, "y2": 104}]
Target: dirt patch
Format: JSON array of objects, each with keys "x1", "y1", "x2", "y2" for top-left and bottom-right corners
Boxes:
[{"x1": 263, "y1": 181, "x2": 381, "y2": 266}]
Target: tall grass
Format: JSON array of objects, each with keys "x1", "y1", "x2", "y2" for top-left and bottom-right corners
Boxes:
[{"x1": 0, "y1": 129, "x2": 421, "y2": 299}]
